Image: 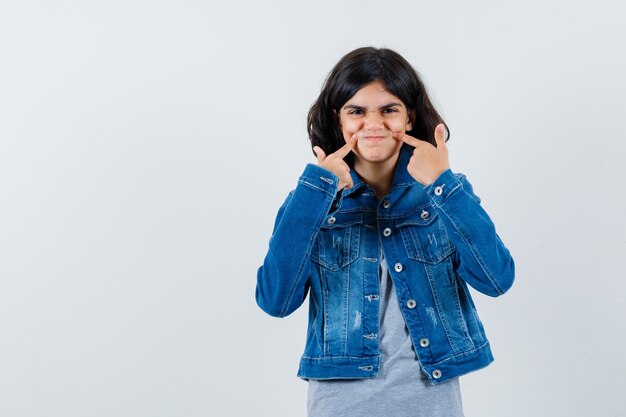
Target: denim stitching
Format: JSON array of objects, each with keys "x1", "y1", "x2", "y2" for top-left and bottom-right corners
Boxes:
[
  {"x1": 321, "y1": 267, "x2": 330, "y2": 355},
  {"x1": 440, "y1": 207, "x2": 503, "y2": 295},
  {"x1": 421, "y1": 259, "x2": 460, "y2": 353},
  {"x1": 449, "y1": 261, "x2": 474, "y2": 347},
  {"x1": 428, "y1": 340, "x2": 491, "y2": 366},
  {"x1": 301, "y1": 355, "x2": 379, "y2": 360},
  {"x1": 298, "y1": 179, "x2": 333, "y2": 197},
  {"x1": 342, "y1": 238, "x2": 351, "y2": 354},
  {"x1": 433, "y1": 183, "x2": 503, "y2": 295},
  {"x1": 280, "y1": 188, "x2": 335, "y2": 317}
]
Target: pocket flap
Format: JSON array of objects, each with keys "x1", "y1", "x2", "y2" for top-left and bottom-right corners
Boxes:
[
  {"x1": 322, "y1": 211, "x2": 363, "y2": 229},
  {"x1": 395, "y1": 207, "x2": 439, "y2": 228}
]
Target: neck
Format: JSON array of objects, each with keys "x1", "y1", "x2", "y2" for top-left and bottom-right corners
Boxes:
[{"x1": 353, "y1": 155, "x2": 399, "y2": 200}]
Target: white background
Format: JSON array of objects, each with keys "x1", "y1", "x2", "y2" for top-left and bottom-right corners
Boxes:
[{"x1": 1, "y1": 1, "x2": 625, "y2": 416}]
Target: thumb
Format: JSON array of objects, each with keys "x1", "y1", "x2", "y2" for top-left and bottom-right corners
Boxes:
[
  {"x1": 434, "y1": 124, "x2": 447, "y2": 148},
  {"x1": 313, "y1": 146, "x2": 326, "y2": 164}
]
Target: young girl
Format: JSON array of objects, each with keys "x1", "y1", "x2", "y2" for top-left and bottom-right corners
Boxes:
[{"x1": 256, "y1": 47, "x2": 515, "y2": 417}]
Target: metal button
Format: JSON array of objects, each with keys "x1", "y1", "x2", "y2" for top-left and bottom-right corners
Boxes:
[
  {"x1": 406, "y1": 299, "x2": 416, "y2": 309},
  {"x1": 394, "y1": 263, "x2": 403, "y2": 272},
  {"x1": 434, "y1": 186, "x2": 444, "y2": 196},
  {"x1": 419, "y1": 338, "x2": 430, "y2": 347},
  {"x1": 420, "y1": 210, "x2": 430, "y2": 220},
  {"x1": 383, "y1": 200, "x2": 391, "y2": 209},
  {"x1": 432, "y1": 369, "x2": 442, "y2": 379},
  {"x1": 383, "y1": 227, "x2": 392, "y2": 237},
  {"x1": 327, "y1": 216, "x2": 336, "y2": 224}
]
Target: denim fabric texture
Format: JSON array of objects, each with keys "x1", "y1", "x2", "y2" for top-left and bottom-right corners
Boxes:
[{"x1": 256, "y1": 144, "x2": 515, "y2": 385}]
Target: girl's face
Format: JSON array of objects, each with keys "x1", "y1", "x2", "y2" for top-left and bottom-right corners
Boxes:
[{"x1": 338, "y1": 80, "x2": 413, "y2": 168}]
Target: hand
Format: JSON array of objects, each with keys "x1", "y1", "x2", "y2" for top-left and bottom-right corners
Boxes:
[
  {"x1": 313, "y1": 135, "x2": 358, "y2": 190},
  {"x1": 393, "y1": 124, "x2": 450, "y2": 186}
]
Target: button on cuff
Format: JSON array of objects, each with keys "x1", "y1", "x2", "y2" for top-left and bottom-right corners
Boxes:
[{"x1": 427, "y1": 169, "x2": 462, "y2": 205}]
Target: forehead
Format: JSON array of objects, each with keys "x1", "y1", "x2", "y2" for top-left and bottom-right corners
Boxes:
[{"x1": 342, "y1": 80, "x2": 405, "y2": 108}]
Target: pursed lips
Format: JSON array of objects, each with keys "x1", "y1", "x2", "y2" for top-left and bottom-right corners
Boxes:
[{"x1": 361, "y1": 135, "x2": 387, "y2": 142}]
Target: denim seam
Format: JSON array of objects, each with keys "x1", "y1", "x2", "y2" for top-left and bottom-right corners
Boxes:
[
  {"x1": 421, "y1": 259, "x2": 460, "y2": 353},
  {"x1": 321, "y1": 267, "x2": 330, "y2": 355},
  {"x1": 426, "y1": 340, "x2": 491, "y2": 366},
  {"x1": 298, "y1": 179, "x2": 334, "y2": 198},
  {"x1": 279, "y1": 188, "x2": 335, "y2": 317},
  {"x1": 396, "y1": 210, "x2": 438, "y2": 227},
  {"x1": 458, "y1": 277, "x2": 485, "y2": 340},
  {"x1": 450, "y1": 264, "x2": 474, "y2": 347},
  {"x1": 399, "y1": 228, "x2": 416, "y2": 260},
  {"x1": 301, "y1": 355, "x2": 379, "y2": 360},
  {"x1": 433, "y1": 194, "x2": 504, "y2": 295},
  {"x1": 331, "y1": 207, "x2": 371, "y2": 214},
  {"x1": 342, "y1": 232, "x2": 351, "y2": 354},
  {"x1": 360, "y1": 265, "x2": 366, "y2": 353}
]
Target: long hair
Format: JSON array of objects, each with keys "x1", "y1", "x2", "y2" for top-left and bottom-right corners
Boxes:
[{"x1": 307, "y1": 47, "x2": 449, "y2": 166}]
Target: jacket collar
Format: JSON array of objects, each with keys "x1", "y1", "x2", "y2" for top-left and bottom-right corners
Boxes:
[{"x1": 342, "y1": 144, "x2": 417, "y2": 198}]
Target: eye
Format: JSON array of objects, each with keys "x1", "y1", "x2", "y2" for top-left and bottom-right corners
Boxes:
[
  {"x1": 347, "y1": 109, "x2": 364, "y2": 115},
  {"x1": 382, "y1": 107, "x2": 399, "y2": 114}
]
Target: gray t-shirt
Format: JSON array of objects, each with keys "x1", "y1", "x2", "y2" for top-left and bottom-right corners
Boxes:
[{"x1": 307, "y1": 249, "x2": 465, "y2": 417}]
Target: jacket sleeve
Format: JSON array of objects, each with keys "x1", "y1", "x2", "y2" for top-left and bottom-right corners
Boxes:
[
  {"x1": 426, "y1": 169, "x2": 515, "y2": 297},
  {"x1": 256, "y1": 164, "x2": 340, "y2": 317}
]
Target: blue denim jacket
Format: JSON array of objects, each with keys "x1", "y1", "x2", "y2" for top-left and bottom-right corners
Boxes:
[{"x1": 256, "y1": 144, "x2": 515, "y2": 385}]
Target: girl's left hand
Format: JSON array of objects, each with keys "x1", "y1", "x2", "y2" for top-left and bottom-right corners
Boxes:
[{"x1": 393, "y1": 123, "x2": 450, "y2": 186}]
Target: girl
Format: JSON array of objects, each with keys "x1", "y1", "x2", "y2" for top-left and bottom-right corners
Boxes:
[{"x1": 256, "y1": 47, "x2": 515, "y2": 417}]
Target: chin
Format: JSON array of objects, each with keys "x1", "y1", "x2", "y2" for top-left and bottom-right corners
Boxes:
[
  {"x1": 355, "y1": 144, "x2": 401, "y2": 164},
  {"x1": 355, "y1": 151, "x2": 396, "y2": 164}
]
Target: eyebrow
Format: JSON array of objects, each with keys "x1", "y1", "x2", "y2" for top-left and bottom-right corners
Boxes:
[{"x1": 343, "y1": 102, "x2": 403, "y2": 111}]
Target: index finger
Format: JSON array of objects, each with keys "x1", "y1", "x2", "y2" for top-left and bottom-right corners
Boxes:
[
  {"x1": 400, "y1": 133, "x2": 423, "y2": 148},
  {"x1": 332, "y1": 135, "x2": 358, "y2": 158}
]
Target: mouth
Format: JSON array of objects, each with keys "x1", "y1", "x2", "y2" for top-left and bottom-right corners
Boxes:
[{"x1": 361, "y1": 135, "x2": 387, "y2": 142}]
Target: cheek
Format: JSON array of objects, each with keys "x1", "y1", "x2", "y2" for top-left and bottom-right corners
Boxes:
[
  {"x1": 384, "y1": 117, "x2": 409, "y2": 132},
  {"x1": 340, "y1": 119, "x2": 363, "y2": 139}
]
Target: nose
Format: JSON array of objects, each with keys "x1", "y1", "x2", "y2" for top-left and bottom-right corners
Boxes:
[{"x1": 363, "y1": 110, "x2": 384, "y2": 130}]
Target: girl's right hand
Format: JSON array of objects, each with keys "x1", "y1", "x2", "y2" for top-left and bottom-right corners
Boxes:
[{"x1": 313, "y1": 135, "x2": 358, "y2": 190}]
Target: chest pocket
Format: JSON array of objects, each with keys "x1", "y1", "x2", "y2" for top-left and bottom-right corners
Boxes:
[
  {"x1": 311, "y1": 211, "x2": 362, "y2": 271},
  {"x1": 396, "y1": 207, "x2": 454, "y2": 264}
]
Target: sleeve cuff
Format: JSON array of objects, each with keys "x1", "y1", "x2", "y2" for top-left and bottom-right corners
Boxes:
[
  {"x1": 426, "y1": 168, "x2": 463, "y2": 206},
  {"x1": 298, "y1": 163, "x2": 340, "y2": 198}
]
